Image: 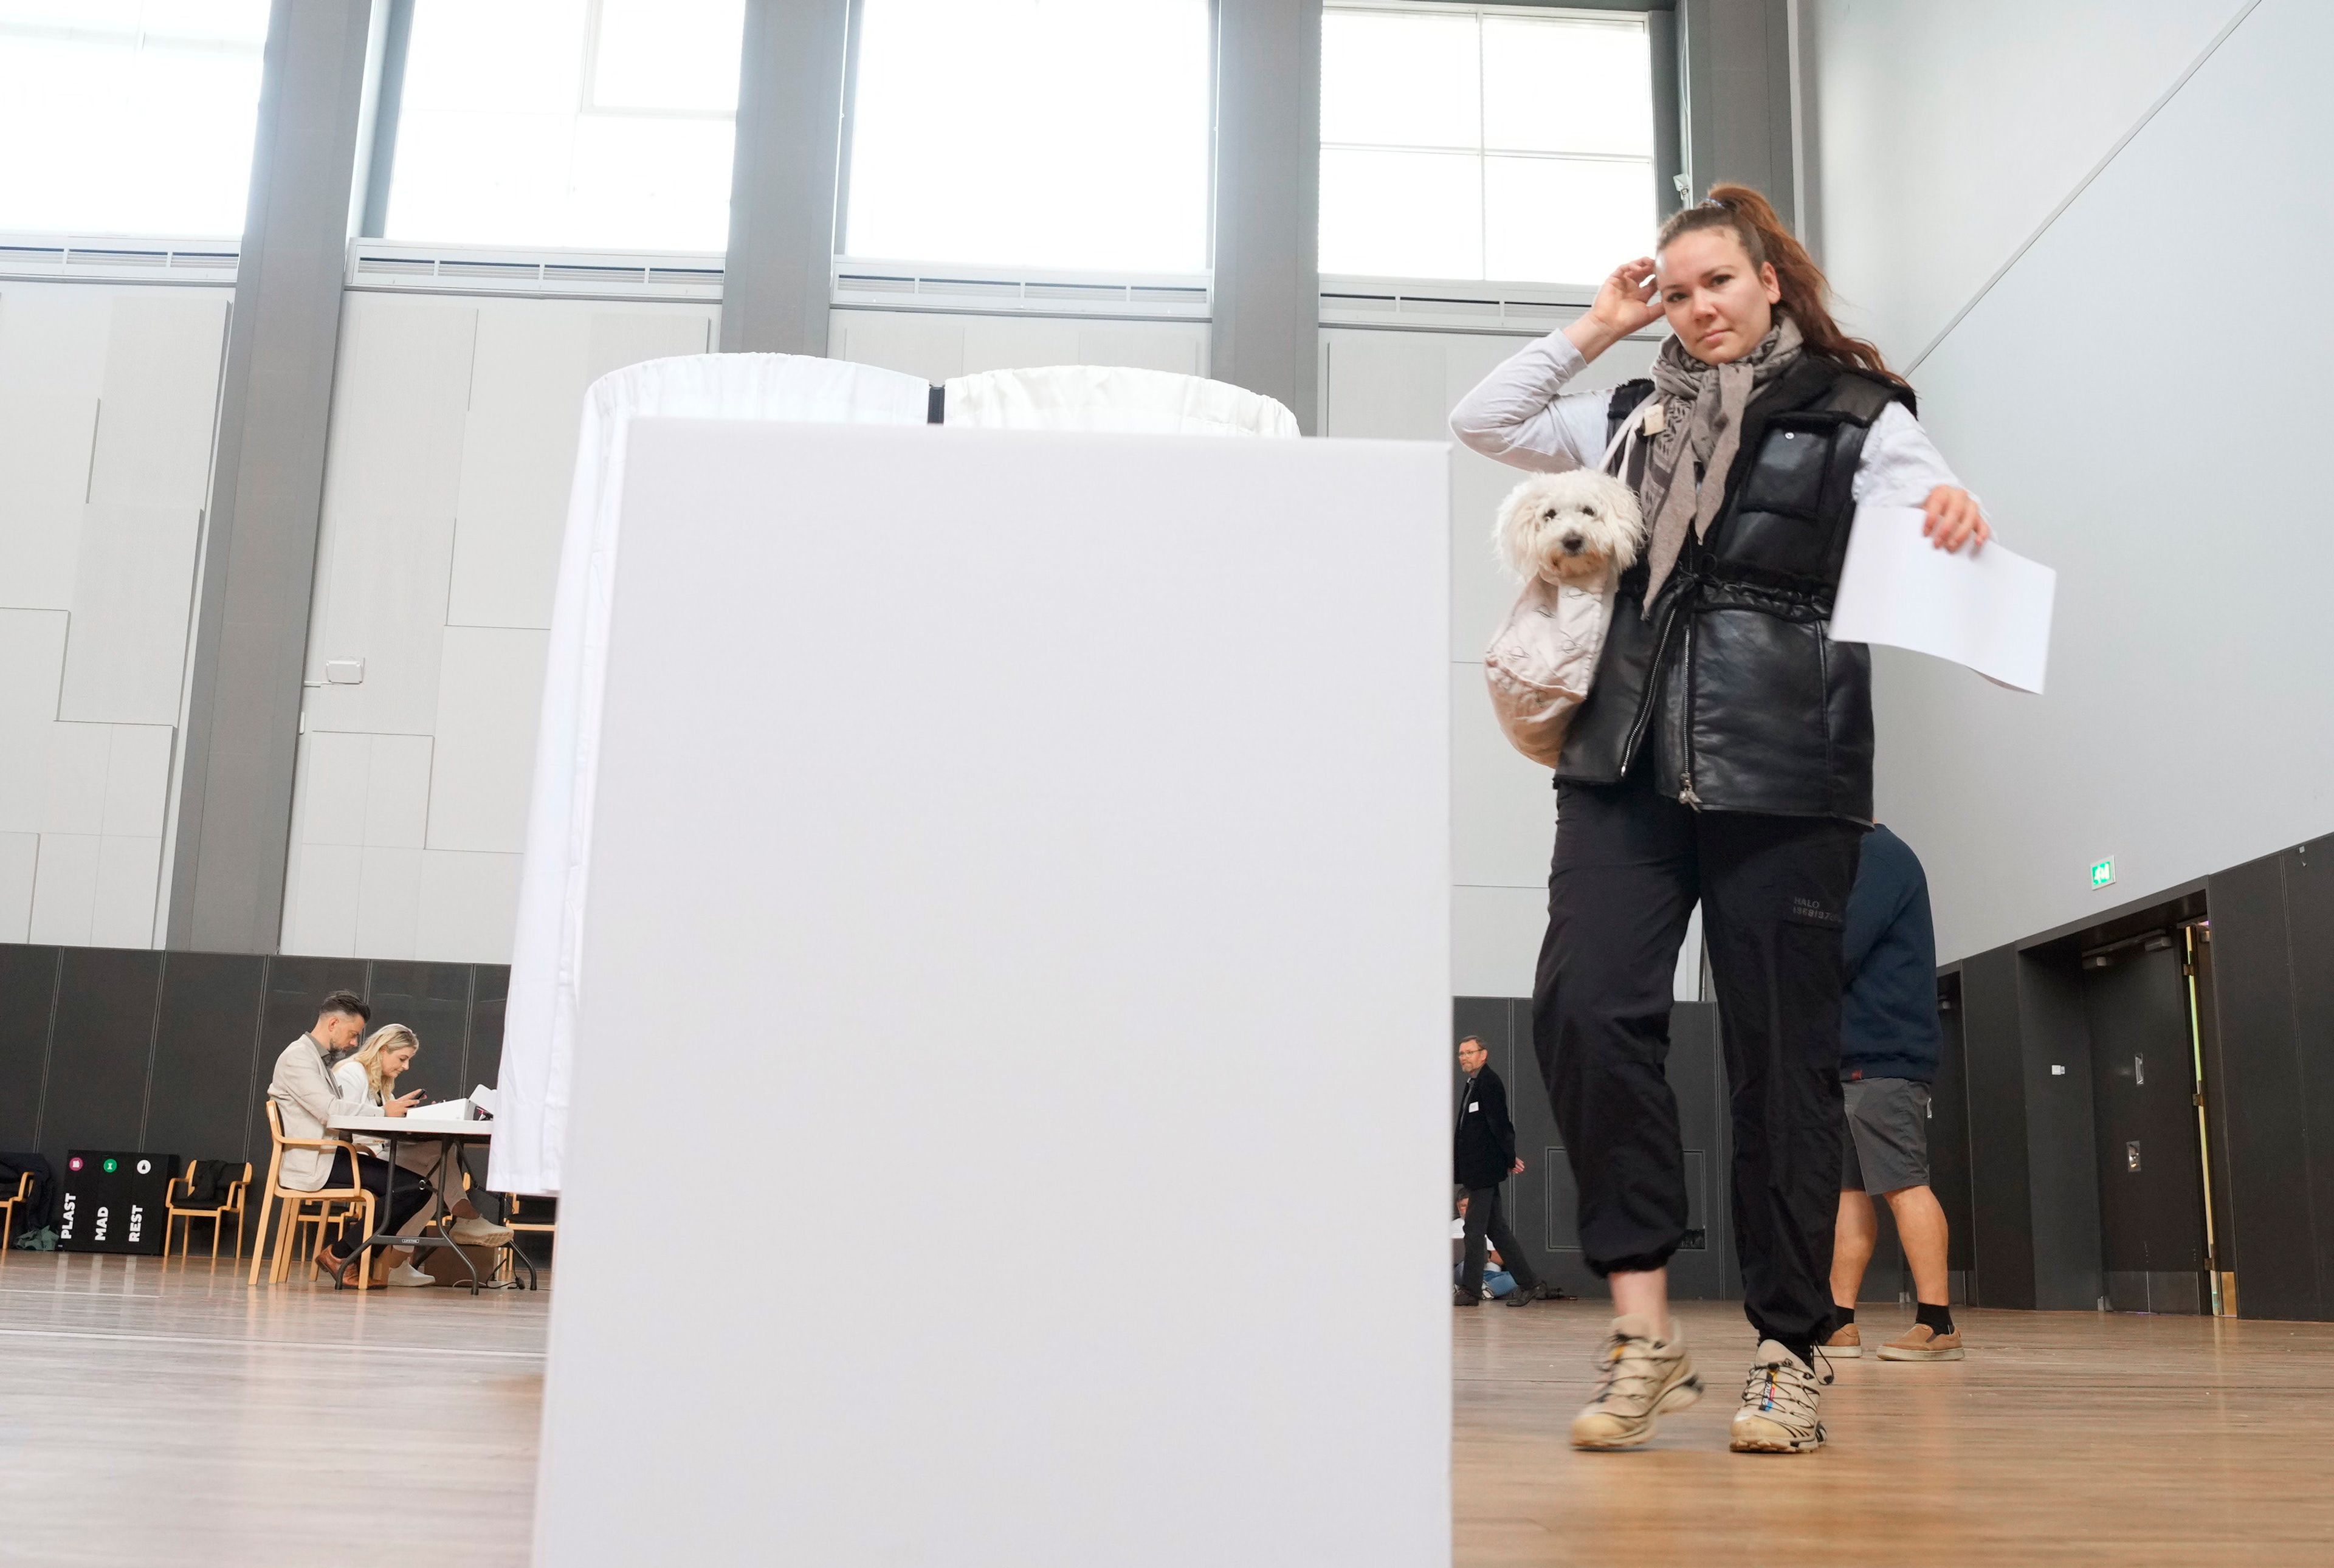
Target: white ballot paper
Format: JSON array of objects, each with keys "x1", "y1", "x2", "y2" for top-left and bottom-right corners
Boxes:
[{"x1": 1830, "y1": 504, "x2": 2056, "y2": 693}]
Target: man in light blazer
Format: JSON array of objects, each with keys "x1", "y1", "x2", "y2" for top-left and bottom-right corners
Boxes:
[{"x1": 266, "y1": 991, "x2": 429, "y2": 1285}]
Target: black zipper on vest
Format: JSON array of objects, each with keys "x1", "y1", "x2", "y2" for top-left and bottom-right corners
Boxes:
[
  {"x1": 1619, "y1": 588, "x2": 1685, "y2": 779},
  {"x1": 1676, "y1": 610, "x2": 1702, "y2": 810}
]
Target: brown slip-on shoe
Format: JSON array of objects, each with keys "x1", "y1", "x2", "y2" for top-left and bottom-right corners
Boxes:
[
  {"x1": 1877, "y1": 1323, "x2": 1964, "y2": 1361},
  {"x1": 1822, "y1": 1321, "x2": 1862, "y2": 1358}
]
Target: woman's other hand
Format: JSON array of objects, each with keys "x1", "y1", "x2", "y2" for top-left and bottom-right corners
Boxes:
[
  {"x1": 1921, "y1": 486, "x2": 1990, "y2": 553},
  {"x1": 1565, "y1": 258, "x2": 1661, "y2": 361},
  {"x1": 387, "y1": 1089, "x2": 425, "y2": 1118}
]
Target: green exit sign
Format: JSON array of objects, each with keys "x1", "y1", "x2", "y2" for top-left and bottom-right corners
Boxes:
[{"x1": 2090, "y1": 857, "x2": 2116, "y2": 889}]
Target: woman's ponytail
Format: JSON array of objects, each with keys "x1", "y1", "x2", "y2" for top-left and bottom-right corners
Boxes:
[{"x1": 1656, "y1": 183, "x2": 1904, "y2": 388}]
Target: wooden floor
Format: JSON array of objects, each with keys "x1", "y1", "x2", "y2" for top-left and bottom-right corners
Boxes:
[
  {"x1": 9, "y1": 1259, "x2": 2334, "y2": 1564},
  {"x1": 1458, "y1": 1298, "x2": 2334, "y2": 1567},
  {"x1": 0, "y1": 1250, "x2": 548, "y2": 1567}
]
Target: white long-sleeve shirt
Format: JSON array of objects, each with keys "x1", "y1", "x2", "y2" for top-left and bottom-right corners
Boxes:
[{"x1": 1447, "y1": 330, "x2": 1965, "y2": 511}]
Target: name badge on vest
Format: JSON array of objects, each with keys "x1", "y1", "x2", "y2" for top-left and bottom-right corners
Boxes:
[{"x1": 1467, "y1": 1101, "x2": 1479, "y2": 1112}]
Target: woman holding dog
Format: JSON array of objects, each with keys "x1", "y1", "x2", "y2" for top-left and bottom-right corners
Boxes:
[{"x1": 1450, "y1": 185, "x2": 1986, "y2": 1454}]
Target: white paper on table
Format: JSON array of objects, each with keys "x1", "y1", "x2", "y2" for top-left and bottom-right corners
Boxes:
[
  {"x1": 1830, "y1": 504, "x2": 2056, "y2": 693},
  {"x1": 407, "y1": 1097, "x2": 472, "y2": 1123},
  {"x1": 470, "y1": 1084, "x2": 500, "y2": 1118}
]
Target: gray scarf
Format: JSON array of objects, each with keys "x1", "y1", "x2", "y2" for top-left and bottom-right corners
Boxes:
[{"x1": 1636, "y1": 315, "x2": 1805, "y2": 607}]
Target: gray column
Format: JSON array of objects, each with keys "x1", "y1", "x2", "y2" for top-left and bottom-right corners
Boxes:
[
  {"x1": 168, "y1": 0, "x2": 376, "y2": 952},
  {"x1": 718, "y1": 0, "x2": 853, "y2": 355},
  {"x1": 1210, "y1": 0, "x2": 1321, "y2": 435},
  {"x1": 1648, "y1": 7, "x2": 1686, "y2": 222},
  {"x1": 1678, "y1": 0, "x2": 1795, "y2": 225}
]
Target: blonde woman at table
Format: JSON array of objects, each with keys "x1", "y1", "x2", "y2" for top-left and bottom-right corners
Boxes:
[{"x1": 336, "y1": 1025, "x2": 514, "y2": 1287}]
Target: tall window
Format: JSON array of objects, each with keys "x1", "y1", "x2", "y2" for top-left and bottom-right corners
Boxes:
[
  {"x1": 843, "y1": 0, "x2": 1212, "y2": 274},
  {"x1": 385, "y1": 0, "x2": 746, "y2": 252},
  {"x1": 1320, "y1": 4, "x2": 1655, "y2": 286},
  {"x1": 0, "y1": 1, "x2": 270, "y2": 237}
]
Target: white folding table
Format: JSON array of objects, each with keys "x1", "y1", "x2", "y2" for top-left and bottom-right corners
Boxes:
[{"x1": 325, "y1": 1116, "x2": 528, "y2": 1295}]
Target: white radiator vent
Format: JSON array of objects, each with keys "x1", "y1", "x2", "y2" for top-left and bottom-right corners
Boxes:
[
  {"x1": 1320, "y1": 276, "x2": 1601, "y2": 334},
  {"x1": 833, "y1": 259, "x2": 1210, "y2": 320},
  {"x1": 346, "y1": 241, "x2": 724, "y2": 301},
  {"x1": 0, "y1": 236, "x2": 238, "y2": 284}
]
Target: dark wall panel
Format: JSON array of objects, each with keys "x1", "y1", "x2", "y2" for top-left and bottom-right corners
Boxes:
[
  {"x1": 1930, "y1": 977, "x2": 1975, "y2": 1275},
  {"x1": 2281, "y1": 839, "x2": 2334, "y2": 1321},
  {"x1": 466, "y1": 965, "x2": 510, "y2": 1099},
  {"x1": 368, "y1": 961, "x2": 472, "y2": 1104},
  {"x1": 145, "y1": 954, "x2": 267, "y2": 1169},
  {"x1": 2207, "y1": 853, "x2": 2318, "y2": 1321},
  {"x1": 40, "y1": 948, "x2": 163, "y2": 1163},
  {"x1": 0, "y1": 945, "x2": 57, "y2": 1149},
  {"x1": 1959, "y1": 945, "x2": 2034, "y2": 1308},
  {"x1": 1453, "y1": 995, "x2": 1730, "y2": 1302},
  {"x1": 2018, "y1": 949, "x2": 2102, "y2": 1311},
  {"x1": 245, "y1": 955, "x2": 368, "y2": 1163},
  {"x1": 1667, "y1": 1002, "x2": 1727, "y2": 1301}
]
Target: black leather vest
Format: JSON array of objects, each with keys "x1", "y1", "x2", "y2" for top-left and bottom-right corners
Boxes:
[{"x1": 1552, "y1": 357, "x2": 1913, "y2": 822}]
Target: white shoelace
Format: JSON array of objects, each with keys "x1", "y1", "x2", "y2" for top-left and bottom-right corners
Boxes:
[
  {"x1": 1590, "y1": 1333, "x2": 1672, "y2": 1410},
  {"x1": 1740, "y1": 1352, "x2": 1830, "y2": 1429}
]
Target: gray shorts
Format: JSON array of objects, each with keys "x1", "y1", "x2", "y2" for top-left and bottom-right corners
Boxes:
[{"x1": 1841, "y1": 1076, "x2": 1931, "y2": 1195}]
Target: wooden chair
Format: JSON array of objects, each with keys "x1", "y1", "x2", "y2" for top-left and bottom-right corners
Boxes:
[
  {"x1": 0, "y1": 1169, "x2": 30, "y2": 1251},
  {"x1": 249, "y1": 1102, "x2": 377, "y2": 1289},
  {"x1": 494, "y1": 1192, "x2": 556, "y2": 1285},
  {"x1": 165, "y1": 1160, "x2": 251, "y2": 1262}
]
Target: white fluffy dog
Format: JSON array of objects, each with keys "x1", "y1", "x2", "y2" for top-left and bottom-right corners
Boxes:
[{"x1": 1495, "y1": 469, "x2": 1647, "y2": 588}]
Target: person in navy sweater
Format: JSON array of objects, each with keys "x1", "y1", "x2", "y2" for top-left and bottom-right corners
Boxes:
[{"x1": 1822, "y1": 825, "x2": 1963, "y2": 1361}]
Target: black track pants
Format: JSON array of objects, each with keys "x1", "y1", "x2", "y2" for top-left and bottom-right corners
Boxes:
[{"x1": 1530, "y1": 771, "x2": 1862, "y2": 1350}]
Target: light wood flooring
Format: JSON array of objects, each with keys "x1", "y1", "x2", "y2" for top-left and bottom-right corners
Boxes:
[
  {"x1": 9, "y1": 1260, "x2": 2334, "y2": 1564},
  {"x1": 0, "y1": 1250, "x2": 548, "y2": 1567},
  {"x1": 1459, "y1": 1298, "x2": 2334, "y2": 1567}
]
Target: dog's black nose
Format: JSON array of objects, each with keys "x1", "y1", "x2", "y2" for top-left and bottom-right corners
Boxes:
[{"x1": 1561, "y1": 534, "x2": 1583, "y2": 553}]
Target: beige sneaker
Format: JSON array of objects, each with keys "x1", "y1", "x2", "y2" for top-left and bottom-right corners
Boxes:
[
  {"x1": 1821, "y1": 1320, "x2": 1862, "y2": 1358},
  {"x1": 1729, "y1": 1340, "x2": 1829, "y2": 1453},
  {"x1": 449, "y1": 1215, "x2": 515, "y2": 1246},
  {"x1": 1569, "y1": 1315, "x2": 1703, "y2": 1450},
  {"x1": 1878, "y1": 1324, "x2": 1964, "y2": 1361}
]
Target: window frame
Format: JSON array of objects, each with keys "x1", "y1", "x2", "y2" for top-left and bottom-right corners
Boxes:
[
  {"x1": 829, "y1": 0, "x2": 1219, "y2": 298},
  {"x1": 0, "y1": 5, "x2": 271, "y2": 242},
  {"x1": 375, "y1": 0, "x2": 748, "y2": 255},
  {"x1": 1318, "y1": 0, "x2": 1661, "y2": 300}
]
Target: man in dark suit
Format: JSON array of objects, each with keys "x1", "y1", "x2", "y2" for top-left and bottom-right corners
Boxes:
[{"x1": 1456, "y1": 1034, "x2": 1554, "y2": 1307}]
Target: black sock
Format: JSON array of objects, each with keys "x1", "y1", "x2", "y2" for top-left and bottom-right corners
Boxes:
[
  {"x1": 1831, "y1": 1305, "x2": 1856, "y2": 1326},
  {"x1": 1916, "y1": 1301, "x2": 1954, "y2": 1335}
]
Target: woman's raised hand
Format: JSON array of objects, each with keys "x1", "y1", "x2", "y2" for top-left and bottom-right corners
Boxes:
[{"x1": 1565, "y1": 258, "x2": 1661, "y2": 362}]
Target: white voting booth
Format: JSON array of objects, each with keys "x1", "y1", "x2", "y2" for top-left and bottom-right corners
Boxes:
[
  {"x1": 493, "y1": 357, "x2": 1302, "y2": 1196},
  {"x1": 518, "y1": 365, "x2": 1451, "y2": 1564}
]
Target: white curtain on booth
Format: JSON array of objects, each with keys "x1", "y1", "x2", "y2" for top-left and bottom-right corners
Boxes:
[
  {"x1": 942, "y1": 365, "x2": 1300, "y2": 436},
  {"x1": 489, "y1": 353, "x2": 930, "y2": 1195}
]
